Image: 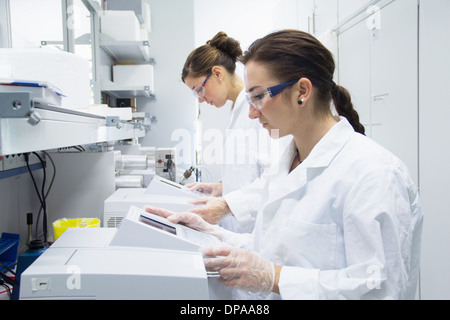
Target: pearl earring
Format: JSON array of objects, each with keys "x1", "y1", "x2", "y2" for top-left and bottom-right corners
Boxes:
[{"x1": 298, "y1": 98, "x2": 304, "y2": 105}]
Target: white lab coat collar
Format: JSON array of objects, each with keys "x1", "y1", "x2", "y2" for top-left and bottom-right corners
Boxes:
[
  {"x1": 301, "y1": 116, "x2": 355, "y2": 169},
  {"x1": 228, "y1": 89, "x2": 247, "y2": 125},
  {"x1": 264, "y1": 117, "x2": 356, "y2": 206}
]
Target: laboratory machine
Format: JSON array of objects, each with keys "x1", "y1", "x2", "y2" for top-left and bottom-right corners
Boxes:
[
  {"x1": 19, "y1": 205, "x2": 233, "y2": 300},
  {"x1": 103, "y1": 175, "x2": 202, "y2": 227},
  {"x1": 19, "y1": 246, "x2": 209, "y2": 300},
  {"x1": 109, "y1": 206, "x2": 221, "y2": 251}
]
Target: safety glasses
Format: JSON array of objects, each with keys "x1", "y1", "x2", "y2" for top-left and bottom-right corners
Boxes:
[
  {"x1": 245, "y1": 79, "x2": 298, "y2": 110},
  {"x1": 192, "y1": 71, "x2": 212, "y2": 99}
]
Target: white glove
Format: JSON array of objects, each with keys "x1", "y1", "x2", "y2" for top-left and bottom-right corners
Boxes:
[
  {"x1": 185, "y1": 182, "x2": 223, "y2": 197},
  {"x1": 144, "y1": 206, "x2": 231, "y2": 241},
  {"x1": 188, "y1": 197, "x2": 231, "y2": 225},
  {"x1": 203, "y1": 246, "x2": 275, "y2": 294}
]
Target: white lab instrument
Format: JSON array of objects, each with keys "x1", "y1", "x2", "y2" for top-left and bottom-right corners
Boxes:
[
  {"x1": 21, "y1": 208, "x2": 232, "y2": 300},
  {"x1": 19, "y1": 246, "x2": 209, "y2": 300},
  {"x1": 50, "y1": 227, "x2": 116, "y2": 248},
  {"x1": 109, "y1": 206, "x2": 221, "y2": 251},
  {"x1": 155, "y1": 148, "x2": 176, "y2": 182},
  {"x1": 145, "y1": 174, "x2": 203, "y2": 197},
  {"x1": 0, "y1": 80, "x2": 63, "y2": 106},
  {"x1": 0, "y1": 48, "x2": 90, "y2": 110},
  {"x1": 103, "y1": 187, "x2": 198, "y2": 228},
  {"x1": 114, "y1": 175, "x2": 144, "y2": 189}
]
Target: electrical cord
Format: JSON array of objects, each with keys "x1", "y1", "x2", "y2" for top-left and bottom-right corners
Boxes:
[
  {"x1": 25, "y1": 153, "x2": 45, "y2": 241},
  {"x1": 24, "y1": 151, "x2": 56, "y2": 245},
  {"x1": 34, "y1": 151, "x2": 56, "y2": 240},
  {"x1": 33, "y1": 152, "x2": 47, "y2": 244},
  {"x1": 0, "y1": 270, "x2": 18, "y2": 287},
  {"x1": 1, "y1": 280, "x2": 12, "y2": 299},
  {"x1": 0, "y1": 262, "x2": 16, "y2": 276}
]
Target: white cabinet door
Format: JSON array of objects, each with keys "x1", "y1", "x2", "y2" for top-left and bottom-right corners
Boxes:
[
  {"x1": 369, "y1": 0, "x2": 418, "y2": 184},
  {"x1": 338, "y1": 16, "x2": 371, "y2": 134},
  {"x1": 338, "y1": 0, "x2": 374, "y2": 22},
  {"x1": 314, "y1": 0, "x2": 338, "y2": 36},
  {"x1": 298, "y1": 0, "x2": 337, "y2": 36},
  {"x1": 338, "y1": 0, "x2": 418, "y2": 184},
  {"x1": 297, "y1": 0, "x2": 315, "y2": 33}
]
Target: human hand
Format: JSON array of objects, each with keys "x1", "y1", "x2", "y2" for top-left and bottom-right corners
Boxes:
[
  {"x1": 162, "y1": 210, "x2": 217, "y2": 234},
  {"x1": 144, "y1": 206, "x2": 174, "y2": 219},
  {"x1": 203, "y1": 246, "x2": 275, "y2": 293},
  {"x1": 145, "y1": 206, "x2": 243, "y2": 246},
  {"x1": 188, "y1": 197, "x2": 231, "y2": 225},
  {"x1": 186, "y1": 182, "x2": 223, "y2": 197}
]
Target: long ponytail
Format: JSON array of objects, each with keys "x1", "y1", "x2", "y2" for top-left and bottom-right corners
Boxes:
[{"x1": 331, "y1": 84, "x2": 365, "y2": 135}]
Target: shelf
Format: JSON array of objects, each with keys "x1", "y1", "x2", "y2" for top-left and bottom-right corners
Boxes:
[
  {"x1": 0, "y1": 108, "x2": 145, "y2": 156},
  {"x1": 99, "y1": 34, "x2": 153, "y2": 63},
  {"x1": 101, "y1": 80, "x2": 155, "y2": 99}
]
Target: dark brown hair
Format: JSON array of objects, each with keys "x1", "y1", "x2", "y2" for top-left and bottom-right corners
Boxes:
[
  {"x1": 182, "y1": 32, "x2": 243, "y2": 82},
  {"x1": 239, "y1": 29, "x2": 365, "y2": 135}
]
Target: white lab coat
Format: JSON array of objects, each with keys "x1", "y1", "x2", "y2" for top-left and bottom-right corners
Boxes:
[
  {"x1": 219, "y1": 89, "x2": 278, "y2": 233},
  {"x1": 239, "y1": 117, "x2": 423, "y2": 300}
]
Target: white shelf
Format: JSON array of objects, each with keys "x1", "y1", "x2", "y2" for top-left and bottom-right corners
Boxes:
[
  {"x1": 101, "y1": 80, "x2": 155, "y2": 99},
  {"x1": 0, "y1": 108, "x2": 145, "y2": 156},
  {"x1": 99, "y1": 34, "x2": 152, "y2": 63}
]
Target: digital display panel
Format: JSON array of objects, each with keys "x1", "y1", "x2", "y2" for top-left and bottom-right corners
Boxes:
[{"x1": 139, "y1": 215, "x2": 177, "y2": 235}]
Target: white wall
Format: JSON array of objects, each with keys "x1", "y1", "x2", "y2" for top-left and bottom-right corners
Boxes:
[
  {"x1": 418, "y1": 0, "x2": 450, "y2": 300},
  {"x1": 138, "y1": 0, "x2": 197, "y2": 171}
]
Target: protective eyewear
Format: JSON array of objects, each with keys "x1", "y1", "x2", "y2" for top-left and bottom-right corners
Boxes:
[
  {"x1": 192, "y1": 71, "x2": 212, "y2": 99},
  {"x1": 245, "y1": 79, "x2": 298, "y2": 110}
]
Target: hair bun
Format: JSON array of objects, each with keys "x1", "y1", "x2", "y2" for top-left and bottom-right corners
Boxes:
[{"x1": 207, "y1": 31, "x2": 243, "y2": 62}]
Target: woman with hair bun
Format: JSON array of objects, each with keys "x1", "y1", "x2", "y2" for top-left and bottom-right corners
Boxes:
[
  {"x1": 180, "y1": 32, "x2": 284, "y2": 233},
  {"x1": 151, "y1": 30, "x2": 423, "y2": 300}
]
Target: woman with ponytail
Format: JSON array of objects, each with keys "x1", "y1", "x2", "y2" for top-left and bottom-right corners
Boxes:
[
  {"x1": 149, "y1": 30, "x2": 423, "y2": 300},
  {"x1": 178, "y1": 32, "x2": 285, "y2": 234}
]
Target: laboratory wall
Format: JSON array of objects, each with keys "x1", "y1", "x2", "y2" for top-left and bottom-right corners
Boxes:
[
  {"x1": 418, "y1": 0, "x2": 450, "y2": 300},
  {"x1": 137, "y1": 0, "x2": 197, "y2": 172}
]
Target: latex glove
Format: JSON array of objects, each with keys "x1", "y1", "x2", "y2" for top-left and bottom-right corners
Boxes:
[
  {"x1": 203, "y1": 246, "x2": 275, "y2": 294},
  {"x1": 144, "y1": 206, "x2": 228, "y2": 240},
  {"x1": 186, "y1": 182, "x2": 223, "y2": 197},
  {"x1": 188, "y1": 197, "x2": 231, "y2": 225}
]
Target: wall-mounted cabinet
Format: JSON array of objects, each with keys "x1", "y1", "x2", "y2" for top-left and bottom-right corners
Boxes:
[
  {"x1": 337, "y1": 0, "x2": 418, "y2": 185},
  {"x1": 297, "y1": 0, "x2": 337, "y2": 36}
]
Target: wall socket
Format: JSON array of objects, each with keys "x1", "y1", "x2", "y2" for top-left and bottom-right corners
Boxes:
[{"x1": 0, "y1": 153, "x2": 42, "y2": 172}]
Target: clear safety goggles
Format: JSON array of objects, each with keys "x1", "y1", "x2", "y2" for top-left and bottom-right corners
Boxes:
[
  {"x1": 245, "y1": 79, "x2": 299, "y2": 110},
  {"x1": 192, "y1": 71, "x2": 212, "y2": 99}
]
